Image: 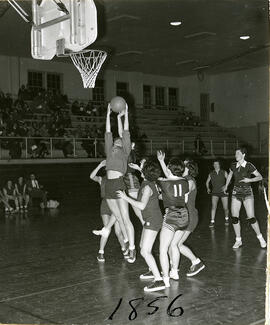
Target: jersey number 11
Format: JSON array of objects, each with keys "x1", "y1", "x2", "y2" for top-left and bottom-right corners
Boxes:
[{"x1": 173, "y1": 184, "x2": 182, "y2": 197}]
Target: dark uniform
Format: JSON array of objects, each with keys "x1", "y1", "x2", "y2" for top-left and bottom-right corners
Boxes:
[
  {"x1": 185, "y1": 175, "x2": 199, "y2": 232},
  {"x1": 137, "y1": 180, "x2": 163, "y2": 231},
  {"x1": 230, "y1": 161, "x2": 256, "y2": 201},
  {"x1": 209, "y1": 169, "x2": 228, "y2": 197},
  {"x1": 100, "y1": 177, "x2": 112, "y2": 216},
  {"x1": 158, "y1": 178, "x2": 189, "y2": 232}
]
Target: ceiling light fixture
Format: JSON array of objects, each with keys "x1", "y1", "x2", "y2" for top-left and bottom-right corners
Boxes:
[
  {"x1": 240, "y1": 35, "x2": 250, "y2": 40},
  {"x1": 170, "y1": 21, "x2": 182, "y2": 26}
]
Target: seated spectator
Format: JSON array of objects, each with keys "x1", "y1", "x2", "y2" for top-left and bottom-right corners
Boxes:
[
  {"x1": 62, "y1": 134, "x2": 73, "y2": 158},
  {"x1": 0, "y1": 190, "x2": 14, "y2": 212},
  {"x1": 15, "y1": 176, "x2": 29, "y2": 210},
  {"x1": 71, "y1": 100, "x2": 80, "y2": 115},
  {"x1": 3, "y1": 180, "x2": 19, "y2": 212},
  {"x1": 27, "y1": 174, "x2": 47, "y2": 209},
  {"x1": 194, "y1": 134, "x2": 207, "y2": 155}
]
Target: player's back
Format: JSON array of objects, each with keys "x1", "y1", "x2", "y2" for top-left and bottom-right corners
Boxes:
[{"x1": 158, "y1": 178, "x2": 189, "y2": 208}]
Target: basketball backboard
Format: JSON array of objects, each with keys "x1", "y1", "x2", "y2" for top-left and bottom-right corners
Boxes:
[{"x1": 31, "y1": 0, "x2": 98, "y2": 60}]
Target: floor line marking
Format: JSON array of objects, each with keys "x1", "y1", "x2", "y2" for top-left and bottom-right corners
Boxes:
[{"x1": 0, "y1": 268, "x2": 145, "y2": 303}]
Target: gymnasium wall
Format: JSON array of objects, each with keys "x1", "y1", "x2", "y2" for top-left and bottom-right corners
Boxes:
[{"x1": 0, "y1": 54, "x2": 268, "y2": 128}]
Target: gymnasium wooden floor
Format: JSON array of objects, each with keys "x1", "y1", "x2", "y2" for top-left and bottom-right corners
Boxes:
[{"x1": 0, "y1": 190, "x2": 267, "y2": 325}]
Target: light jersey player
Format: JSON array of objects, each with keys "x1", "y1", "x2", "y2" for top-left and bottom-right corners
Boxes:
[
  {"x1": 90, "y1": 160, "x2": 128, "y2": 262},
  {"x1": 157, "y1": 152, "x2": 190, "y2": 288},
  {"x1": 224, "y1": 147, "x2": 267, "y2": 249},
  {"x1": 104, "y1": 103, "x2": 136, "y2": 263},
  {"x1": 206, "y1": 159, "x2": 229, "y2": 227}
]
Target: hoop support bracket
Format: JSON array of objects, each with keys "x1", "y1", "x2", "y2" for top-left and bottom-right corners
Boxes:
[{"x1": 33, "y1": 14, "x2": 71, "y2": 31}]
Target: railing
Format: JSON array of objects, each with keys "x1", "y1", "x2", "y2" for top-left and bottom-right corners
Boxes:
[{"x1": 0, "y1": 136, "x2": 267, "y2": 160}]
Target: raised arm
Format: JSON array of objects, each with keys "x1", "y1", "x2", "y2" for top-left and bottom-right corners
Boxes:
[
  {"x1": 124, "y1": 104, "x2": 129, "y2": 131},
  {"x1": 206, "y1": 174, "x2": 211, "y2": 193},
  {"x1": 157, "y1": 150, "x2": 170, "y2": 178},
  {"x1": 117, "y1": 114, "x2": 123, "y2": 138},
  {"x1": 106, "y1": 104, "x2": 111, "y2": 133},
  {"x1": 117, "y1": 185, "x2": 152, "y2": 210},
  {"x1": 90, "y1": 160, "x2": 106, "y2": 184}
]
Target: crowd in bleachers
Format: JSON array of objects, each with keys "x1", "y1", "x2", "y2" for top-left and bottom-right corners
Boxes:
[{"x1": 0, "y1": 86, "x2": 213, "y2": 159}]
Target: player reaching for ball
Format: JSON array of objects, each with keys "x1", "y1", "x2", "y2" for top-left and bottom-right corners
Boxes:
[
  {"x1": 103, "y1": 100, "x2": 137, "y2": 263},
  {"x1": 223, "y1": 147, "x2": 267, "y2": 249},
  {"x1": 90, "y1": 160, "x2": 128, "y2": 262}
]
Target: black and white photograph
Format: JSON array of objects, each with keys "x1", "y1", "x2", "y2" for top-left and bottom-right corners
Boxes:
[{"x1": 0, "y1": 0, "x2": 269, "y2": 324}]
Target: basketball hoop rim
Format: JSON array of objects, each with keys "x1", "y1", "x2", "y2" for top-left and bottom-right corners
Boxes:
[{"x1": 57, "y1": 49, "x2": 107, "y2": 58}]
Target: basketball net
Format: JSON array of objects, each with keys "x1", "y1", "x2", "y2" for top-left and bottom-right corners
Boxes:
[{"x1": 69, "y1": 50, "x2": 107, "y2": 88}]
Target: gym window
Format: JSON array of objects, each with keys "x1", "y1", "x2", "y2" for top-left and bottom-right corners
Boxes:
[
  {"x1": 168, "y1": 87, "x2": 178, "y2": 110},
  {"x1": 47, "y1": 73, "x2": 62, "y2": 94},
  {"x1": 116, "y1": 82, "x2": 129, "y2": 99},
  {"x1": 93, "y1": 79, "x2": 105, "y2": 103},
  {"x1": 155, "y1": 86, "x2": 165, "y2": 108},
  {"x1": 28, "y1": 71, "x2": 43, "y2": 94},
  {"x1": 143, "y1": 85, "x2": 152, "y2": 109}
]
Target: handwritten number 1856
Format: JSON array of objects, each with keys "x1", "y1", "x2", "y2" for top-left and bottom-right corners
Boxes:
[{"x1": 108, "y1": 294, "x2": 184, "y2": 321}]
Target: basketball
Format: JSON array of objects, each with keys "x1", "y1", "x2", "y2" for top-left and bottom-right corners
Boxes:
[{"x1": 110, "y1": 96, "x2": 126, "y2": 113}]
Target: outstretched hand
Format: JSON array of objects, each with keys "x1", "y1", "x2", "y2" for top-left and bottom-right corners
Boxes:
[
  {"x1": 118, "y1": 110, "x2": 125, "y2": 118},
  {"x1": 116, "y1": 190, "x2": 127, "y2": 199},
  {"x1": 129, "y1": 163, "x2": 141, "y2": 171},
  {"x1": 99, "y1": 160, "x2": 106, "y2": 167},
  {"x1": 157, "y1": 150, "x2": 165, "y2": 161}
]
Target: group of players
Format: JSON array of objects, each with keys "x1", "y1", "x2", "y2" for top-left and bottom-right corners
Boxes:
[{"x1": 90, "y1": 103, "x2": 267, "y2": 292}]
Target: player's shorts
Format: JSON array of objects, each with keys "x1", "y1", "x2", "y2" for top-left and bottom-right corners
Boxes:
[
  {"x1": 211, "y1": 192, "x2": 228, "y2": 198},
  {"x1": 105, "y1": 177, "x2": 126, "y2": 200},
  {"x1": 100, "y1": 199, "x2": 111, "y2": 216},
  {"x1": 124, "y1": 173, "x2": 140, "y2": 192},
  {"x1": 232, "y1": 186, "x2": 253, "y2": 201},
  {"x1": 143, "y1": 212, "x2": 163, "y2": 232},
  {"x1": 162, "y1": 206, "x2": 189, "y2": 232}
]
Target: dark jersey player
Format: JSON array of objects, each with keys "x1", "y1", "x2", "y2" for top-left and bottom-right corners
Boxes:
[
  {"x1": 224, "y1": 147, "x2": 266, "y2": 249},
  {"x1": 206, "y1": 159, "x2": 229, "y2": 227},
  {"x1": 157, "y1": 152, "x2": 189, "y2": 288},
  {"x1": 117, "y1": 160, "x2": 165, "y2": 292}
]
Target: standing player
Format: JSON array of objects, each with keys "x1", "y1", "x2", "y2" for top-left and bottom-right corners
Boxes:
[
  {"x1": 169, "y1": 159, "x2": 205, "y2": 278},
  {"x1": 117, "y1": 160, "x2": 165, "y2": 292},
  {"x1": 104, "y1": 103, "x2": 136, "y2": 263},
  {"x1": 206, "y1": 159, "x2": 229, "y2": 227},
  {"x1": 224, "y1": 147, "x2": 267, "y2": 249},
  {"x1": 157, "y1": 152, "x2": 189, "y2": 287},
  {"x1": 90, "y1": 160, "x2": 128, "y2": 262}
]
